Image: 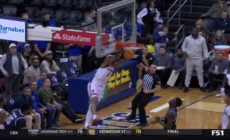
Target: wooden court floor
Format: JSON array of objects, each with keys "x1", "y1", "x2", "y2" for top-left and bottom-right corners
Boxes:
[{"x1": 59, "y1": 87, "x2": 225, "y2": 129}]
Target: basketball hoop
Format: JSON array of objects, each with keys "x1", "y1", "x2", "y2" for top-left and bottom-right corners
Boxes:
[{"x1": 115, "y1": 41, "x2": 145, "y2": 50}]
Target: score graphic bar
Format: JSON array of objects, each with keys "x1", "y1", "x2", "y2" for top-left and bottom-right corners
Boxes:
[
  {"x1": 87, "y1": 129, "x2": 135, "y2": 136},
  {"x1": 0, "y1": 129, "x2": 228, "y2": 137}
]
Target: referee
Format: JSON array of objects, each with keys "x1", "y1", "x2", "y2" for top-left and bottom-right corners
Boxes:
[{"x1": 126, "y1": 64, "x2": 161, "y2": 127}]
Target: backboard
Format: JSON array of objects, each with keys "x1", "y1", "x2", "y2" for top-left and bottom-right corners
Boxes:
[{"x1": 95, "y1": 0, "x2": 136, "y2": 57}]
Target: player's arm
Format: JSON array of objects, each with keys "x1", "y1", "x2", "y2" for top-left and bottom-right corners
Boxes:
[
  {"x1": 227, "y1": 115, "x2": 230, "y2": 129},
  {"x1": 113, "y1": 59, "x2": 128, "y2": 69},
  {"x1": 0, "y1": 110, "x2": 7, "y2": 119},
  {"x1": 157, "y1": 111, "x2": 175, "y2": 129},
  {"x1": 101, "y1": 48, "x2": 124, "y2": 68},
  {"x1": 226, "y1": 107, "x2": 230, "y2": 129},
  {"x1": 140, "y1": 63, "x2": 149, "y2": 72},
  {"x1": 152, "y1": 118, "x2": 165, "y2": 125}
]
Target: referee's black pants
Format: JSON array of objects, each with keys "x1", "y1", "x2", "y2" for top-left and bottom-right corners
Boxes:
[
  {"x1": 130, "y1": 90, "x2": 154, "y2": 124},
  {"x1": 156, "y1": 69, "x2": 171, "y2": 86}
]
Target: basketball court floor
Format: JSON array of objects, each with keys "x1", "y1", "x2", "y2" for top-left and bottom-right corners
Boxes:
[{"x1": 59, "y1": 87, "x2": 224, "y2": 129}]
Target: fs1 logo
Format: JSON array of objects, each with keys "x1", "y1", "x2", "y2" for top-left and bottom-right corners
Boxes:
[{"x1": 211, "y1": 130, "x2": 224, "y2": 136}]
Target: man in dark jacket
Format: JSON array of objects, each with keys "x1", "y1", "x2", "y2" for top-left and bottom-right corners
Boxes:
[
  {"x1": 13, "y1": 87, "x2": 41, "y2": 129},
  {"x1": 29, "y1": 81, "x2": 54, "y2": 129},
  {"x1": 0, "y1": 43, "x2": 28, "y2": 95},
  {"x1": 137, "y1": 47, "x2": 154, "y2": 86},
  {"x1": 212, "y1": 11, "x2": 230, "y2": 33},
  {"x1": 167, "y1": 47, "x2": 186, "y2": 89}
]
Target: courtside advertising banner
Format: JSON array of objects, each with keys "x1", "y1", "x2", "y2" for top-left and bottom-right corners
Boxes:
[
  {"x1": 52, "y1": 30, "x2": 109, "y2": 46},
  {"x1": 0, "y1": 17, "x2": 27, "y2": 42},
  {"x1": 103, "y1": 65, "x2": 133, "y2": 100}
]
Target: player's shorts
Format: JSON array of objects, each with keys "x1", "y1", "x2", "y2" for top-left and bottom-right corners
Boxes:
[{"x1": 87, "y1": 81, "x2": 104, "y2": 102}]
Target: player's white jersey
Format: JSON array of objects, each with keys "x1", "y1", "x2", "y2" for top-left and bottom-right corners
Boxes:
[
  {"x1": 222, "y1": 105, "x2": 230, "y2": 129},
  {"x1": 92, "y1": 65, "x2": 114, "y2": 86}
]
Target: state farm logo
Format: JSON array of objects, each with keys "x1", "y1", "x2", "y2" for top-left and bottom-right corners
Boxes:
[
  {"x1": 53, "y1": 33, "x2": 61, "y2": 39},
  {"x1": 53, "y1": 33, "x2": 91, "y2": 43}
]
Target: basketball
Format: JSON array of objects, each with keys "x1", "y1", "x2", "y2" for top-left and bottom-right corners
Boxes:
[
  {"x1": 123, "y1": 50, "x2": 134, "y2": 59},
  {"x1": 116, "y1": 42, "x2": 124, "y2": 49}
]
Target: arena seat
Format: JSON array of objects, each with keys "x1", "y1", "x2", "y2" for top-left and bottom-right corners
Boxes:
[
  {"x1": 0, "y1": 0, "x2": 8, "y2": 4},
  {"x1": 117, "y1": 7, "x2": 132, "y2": 21},
  {"x1": 139, "y1": 2, "x2": 147, "y2": 10},
  {"x1": 57, "y1": 69, "x2": 70, "y2": 82},
  {"x1": 2, "y1": 5, "x2": 17, "y2": 16},
  {"x1": 44, "y1": 0, "x2": 60, "y2": 10},
  {"x1": 68, "y1": 60, "x2": 80, "y2": 73},
  {"x1": 60, "y1": 0, "x2": 77, "y2": 10},
  {"x1": 47, "y1": 73, "x2": 68, "y2": 97},
  {"x1": 26, "y1": 7, "x2": 40, "y2": 18},
  {"x1": 74, "y1": 0, "x2": 92, "y2": 12},
  {"x1": 45, "y1": 0, "x2": 60, "y2": 6},
  {"x1": 65, "y1": 66, "x2": 78, "y2": 78},
  {"x1": 29, "y1": 0, "x2": 46, "y2": 6},
  {"x1": 114, "y1": 13, "x2": 128, "y2": 24},
  {"x1": 55, "y1": 9, "x2": 68, "y2": 20},
  {"x1": 40, "y1": 7, "x2": 54, "y2": 17},
  {"x1": 66, "y1": 10, "x2": 82, "y2": 22},
  {"x1": 8, "y1": 0, "x2": 24, "y2": 4}
]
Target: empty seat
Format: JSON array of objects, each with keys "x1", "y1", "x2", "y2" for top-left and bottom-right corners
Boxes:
[
  {"x1": 61, "y1": 0, "x2": 77, "y2": 8},
  {"x1": 0, "y1": 0, "x2": 8, "y2": 4},
  {"x1": 47, "y1": 74, "x2": 60, "y2": 86},
  {"x1": 66, "y1": 10, "x2": 82, "y2": 21},
  {"x1": 75, "y1": 0, "x2": 92, "y2": 11},
  {"x1": 40, "y1": 7, "x2": 54, "y2": 17},
  {"x1": 26, "y1": 7, "x2": 39, "y2": 18},
  {"x1": 55, "y1": 9, "x2": 68, "y2": 20},
  {"x1": 57, "y1": 69, "x2": 69, "y2": 82},
  {"x1": 140, "y1": 2, "x2": 147, "y2": 10},
  {"x1": 30, "y1": 0, "x2": 46, "y2": 6},
  {"x1": 45, "y1": 0, "x2": 59, "y2": 6},
  {"x1": 44, "y1": 0, "x2": 60, "y2": 9},
  {"x1": 8, "y1": 0, "x2": 24, "y2": 4},
  {"x1": 114, "y1": 13, "x2": 128, "y2": 24},
  {"x1": 2, "y1": 5, "x2": 17, "y2": 16}
]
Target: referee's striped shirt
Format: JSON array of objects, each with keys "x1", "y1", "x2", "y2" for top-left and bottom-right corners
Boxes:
[{"x1": 143, "y1": 73, "x2": 161, "y2": 91}]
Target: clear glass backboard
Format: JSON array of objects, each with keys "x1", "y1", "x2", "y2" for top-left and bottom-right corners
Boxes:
[{"x1": 95, "y1": 0, "x2": 136, "y2": 57}]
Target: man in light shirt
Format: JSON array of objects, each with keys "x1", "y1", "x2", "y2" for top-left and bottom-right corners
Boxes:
[
  {"x1": 218, "y1": 93, "x2": 230, "y2": 129},
  {"x1": 208, "y1": 52, "x2": 228, "y2": 93},
  {"x1": 85, "y1": 9, "x2": 97, "y2": 32},
  {"x1": 40, "y1": 51, "x2": 60, "y2": 74},
  {"x1": 0, "y1": 43, "x2": 28, "y2": 95},
  {"x1": 182, "y1": 28, "x2": 208, "y2": 93},
  {"x1": 137, "y1": 0, "x2": 160, "y2": 36},
  {"x1": 23, "y1": 58, "x2": 41, "y2": 84}
]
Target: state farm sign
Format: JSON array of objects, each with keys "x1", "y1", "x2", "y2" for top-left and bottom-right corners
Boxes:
[{"x1": 52, "y1": 30, "x2": 109, "y2": 46}]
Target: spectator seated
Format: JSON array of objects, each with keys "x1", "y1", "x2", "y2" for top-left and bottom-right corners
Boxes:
[
  {"x1": 211, "y1": 11, "x2": 230, "y2": 34},
  {"x1": 40, "y1": 51, "x2": 60, "y2": 75}
]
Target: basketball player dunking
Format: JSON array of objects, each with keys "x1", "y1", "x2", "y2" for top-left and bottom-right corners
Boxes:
[
  {"x1": 218, "y1": 93, "x2": 230, "y2": 129},
  {"x1": 84, "y1": 48, "x2": 128, "y2": 129},
  {"x1": 0, "y1": 95, "x2": 8, "y2": 129},
  {"x1": 153, "y1": 97, "x2": 183, "y2": 129}
]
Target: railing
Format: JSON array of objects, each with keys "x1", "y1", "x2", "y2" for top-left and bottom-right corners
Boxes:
[
  {"x1": 175, "y1": 24, "x2": 185, "y2": 49},
  {"x1": 167, "y1": 0, "x2": 188, "y2": 28},
  {"x1": 190, "y1": 0, "x2": 193, "y2": 12},
  {"x1": 167, "y1": 0, "x2": 178, "y2": 19}
]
